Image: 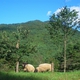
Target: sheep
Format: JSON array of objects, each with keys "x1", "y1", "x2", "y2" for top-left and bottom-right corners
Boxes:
[
  {"x1": 35, "y1": 63, "x2": 53, "y2": 72},
  {"x1": 23, "y1": 64, "x2": 35, "y2": 72}
]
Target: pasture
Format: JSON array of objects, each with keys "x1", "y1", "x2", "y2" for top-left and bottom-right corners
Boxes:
[{"x1": 0, "y1": 71, "x2": 80, "y2": 80}]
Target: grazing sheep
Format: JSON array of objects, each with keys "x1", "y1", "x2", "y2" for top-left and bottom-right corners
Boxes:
[
  {"x1": 35, "y1": 63, "x2": 52, "y2": 72},
  {"x1": 23, "y1": 64, "x2": 35, "y2": 72}
]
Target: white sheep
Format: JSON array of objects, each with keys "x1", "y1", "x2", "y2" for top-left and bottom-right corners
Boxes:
[
  {"x1": 35, "y1": 63, "x2": 52, "y2": 72},
  {"x1": 23, "y1": 64, "x2": 35, "y2": 72}
]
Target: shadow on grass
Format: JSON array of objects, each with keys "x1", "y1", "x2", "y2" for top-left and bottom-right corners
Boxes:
[{"x1": 0, "y1": 72, "x2": 49, "y2": 80}]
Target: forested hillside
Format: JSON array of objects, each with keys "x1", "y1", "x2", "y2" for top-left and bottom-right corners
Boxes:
[{"x1": 0, "y1": 20, "x2": 80, "y2": 72}]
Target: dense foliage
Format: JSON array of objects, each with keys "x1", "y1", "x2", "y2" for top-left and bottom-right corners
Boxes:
[
  {"x1": 0, "y1": 7, "x2": 80, "y2": 72},
  {"x1": 47, "y1": 6, "x2": 80, "y2": 72}
]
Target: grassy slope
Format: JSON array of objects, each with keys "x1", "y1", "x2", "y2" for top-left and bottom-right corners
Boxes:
[{"x1": 0, "y1": 71, "x2": 80, "y2": 80}]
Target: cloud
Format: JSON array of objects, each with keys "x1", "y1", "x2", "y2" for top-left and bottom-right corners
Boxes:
[
  {"x1": 54, "y1": 8, "x2": 62, "y2": 15},
  {"x1": 47, "y1": 11, "x2": 52, "y2": 16},
  {"x1": 70, "y1": 6, "x2": 80, "y2": 18},
  {"x1": 54, "y1": 6, "x2": 80, "y2": 18}
]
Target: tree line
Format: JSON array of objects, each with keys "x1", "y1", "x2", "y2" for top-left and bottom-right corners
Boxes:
[{"x1": 0, "y1": 6, "x2": 80, "y2": 72}]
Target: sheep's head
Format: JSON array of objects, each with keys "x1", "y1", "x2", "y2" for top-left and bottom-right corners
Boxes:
[
  {"x1": 22, "y1": 63, "x2": 28, "y2": 68},
  {"x1": 35, "y1": 67, "x2": 39, "y2": 72}
]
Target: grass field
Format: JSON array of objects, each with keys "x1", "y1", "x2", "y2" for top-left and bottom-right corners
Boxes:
[{"x1": 0, "y1": 71, "x2": 80, "y2": 80}]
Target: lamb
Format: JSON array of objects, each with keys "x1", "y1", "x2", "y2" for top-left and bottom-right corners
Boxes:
[
  {"x1": 35, "y1": 63, "x2": 53, "y2": 72},
  {"x1": 23, "y1": 64, "x2": 35, "y2": 72}
]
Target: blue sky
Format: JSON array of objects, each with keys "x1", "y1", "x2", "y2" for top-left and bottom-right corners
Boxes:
[{"x1": 0, "y1": 0, "x2": 80, "y2": 24}]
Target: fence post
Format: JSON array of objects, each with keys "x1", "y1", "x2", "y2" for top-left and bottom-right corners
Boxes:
[{"x1": 51, "y1": 62, "x2": 54, "y2": 72}]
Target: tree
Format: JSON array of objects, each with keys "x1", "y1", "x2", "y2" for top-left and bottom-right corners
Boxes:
[
  {"x1": 13, "y1": 27, "x2": 29, "y2": 72},
  {"x1": 47, "y1": 6, "x2": 80, "y2": 72},
  {"x1": 67, "y1": 42, "x2": 80, "y2": 70},
  {"x1": 0, "y1": 31, "x2": 11, "y2": 60},
  {"x1": 12, "y1": 27, "x2": 37, "y2": 72},
  {"x1": 0, "y1": 25, "x2": 37, "y2": 72},
  {"x1": 0, "y1": 31, "x2": 15, "y2": 71}
]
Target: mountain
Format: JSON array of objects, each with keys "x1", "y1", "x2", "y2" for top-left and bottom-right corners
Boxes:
[
  {"x1": 0, "y1": 20, "x2": 80, "y2": 54},
  {"x1": 0, "y1": 20, "x2": 80, "y2": 71}
]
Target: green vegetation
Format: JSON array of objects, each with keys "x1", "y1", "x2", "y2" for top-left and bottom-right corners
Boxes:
[
  {"x1": 0, "y1": 6, "x2": 80, "y2": 74},
  {"x1": 47, "y1": 6, "x2": 80, "y2": 72},
  {"x1": 0, "y1": 71, "x2": 80, "y2": 80}
]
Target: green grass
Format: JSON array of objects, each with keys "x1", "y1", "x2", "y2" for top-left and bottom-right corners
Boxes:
[{"x1": 0, "y1": 71, "x2": 80, "y2": 80}]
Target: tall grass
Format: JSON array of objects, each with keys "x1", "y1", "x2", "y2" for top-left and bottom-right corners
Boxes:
[{"x1": 0, "y1": 71, "x2": 80, "y2": 80}]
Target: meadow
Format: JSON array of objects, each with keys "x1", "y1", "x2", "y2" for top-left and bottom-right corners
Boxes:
[{"x1": 0, "y1": 71, "x2": 80, "y2": 80}]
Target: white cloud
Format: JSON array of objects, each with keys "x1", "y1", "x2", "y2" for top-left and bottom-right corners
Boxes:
[
  {"x1": 54, "y1": 8, "x2": 62, "y2": 15},
  {"x1": 54, "y1": 6, "x2": 80, "y2": 18},
  {"x1": 70, "y1": 6, "x2": 80, "y2": 18},
  {"x1": 47, "y1": 11, "x2": 52, "y2": 16}
]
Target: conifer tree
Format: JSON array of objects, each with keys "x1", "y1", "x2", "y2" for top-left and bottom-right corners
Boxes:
[{"x1": 47, "y1": 6, "x2": 80, "y2": 72}]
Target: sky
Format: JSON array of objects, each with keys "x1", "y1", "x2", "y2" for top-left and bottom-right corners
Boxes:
[{"x1": 0, "y1": 0, "x2": 80, "y2": 24}]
